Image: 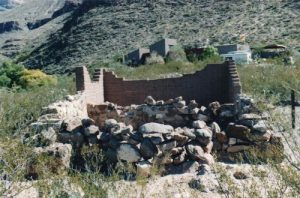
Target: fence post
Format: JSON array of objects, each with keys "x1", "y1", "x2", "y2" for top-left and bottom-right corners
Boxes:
[{"x1": 291, "y1": 90, "x2": 295, "y2": 129}]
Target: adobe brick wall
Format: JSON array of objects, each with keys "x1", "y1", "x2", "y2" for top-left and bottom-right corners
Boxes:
[
  {"x1": 75, "y1": 66, "x2": 104, "y2": 105},
  {"x1": 75, "y1": 61, "x2": 242, "y2": 107}
]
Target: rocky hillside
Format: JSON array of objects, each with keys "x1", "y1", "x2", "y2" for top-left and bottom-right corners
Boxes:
[
  {"x1": 0, "y1": 0, "x2": 299, "y2": 73},
  {"x1": 0, "y1": 0, "x2": 81, "y2": 62}
]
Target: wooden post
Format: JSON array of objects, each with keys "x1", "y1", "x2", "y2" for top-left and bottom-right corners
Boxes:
[{"x1": 291, "y1": 90, "x2": 295, "y2": 129}]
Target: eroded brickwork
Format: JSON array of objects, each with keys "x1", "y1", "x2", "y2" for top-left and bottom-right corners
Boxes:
[{"x1": 76, "y1": 61, "x2": 242, "y2": 106}]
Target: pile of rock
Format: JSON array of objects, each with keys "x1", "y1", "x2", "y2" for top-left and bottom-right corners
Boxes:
[{"x1": 28, "y1": 95, "x2": 284, "y2": 176}]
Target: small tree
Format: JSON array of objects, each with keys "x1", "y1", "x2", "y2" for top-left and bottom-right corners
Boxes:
[
  {"x1": 166, "y1": 45, "x2": 187, "y2": 62},
  {"x1": 19, "y1": 69, "x2": 57, "y2": 88},
  {"x1": 0, "y1": 62, "x2": 24, "y2": 87},
  {"x1": 146, "y1": 52, "x2": 165, "y2": 65},
  {"x1": 201, "y1": 45, "x2": 219, "y2": 60}
]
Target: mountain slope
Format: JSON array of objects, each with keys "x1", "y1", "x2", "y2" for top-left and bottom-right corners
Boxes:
[
  {"x1": 1, "y1": 0, "x2": 299, "y2": 73},
  {"x1": 0, "y1": 0, "x2": 80, "y2": 59}
]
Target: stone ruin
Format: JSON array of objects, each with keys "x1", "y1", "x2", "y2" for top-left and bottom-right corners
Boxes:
[{"x1": 26, "y1": 61, "x2": 284, "y2": 177}]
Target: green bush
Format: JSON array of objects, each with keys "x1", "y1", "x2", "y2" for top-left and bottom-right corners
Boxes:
[
  {"x1": 201, "y1": 45, "x2": 219, "y2": 60},
  {"x1": 19, "y1": 69, "x2": 57, "y2": 88},
  {"x1": 166, "y1": 45, "x2": 187, "y2": 62},
  {"x1": 0, "y1": 62, "x2": 57, "y2": 89},
  {"x1": 0, "y1": 62, "x2": 24, "y2": 88},
  {"x1": 0, "y1": 77, "x2": 75, "y2": 137},
  {"x1": 145, "y1": 52, "x2": 165, "y2": 65}
]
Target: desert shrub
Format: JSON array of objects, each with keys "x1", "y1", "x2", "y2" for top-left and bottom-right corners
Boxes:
[
  {"x1": 0, "y1": 76, "x2": 75, "y2": 137},
  {"x1": 0, "y1": 62, "x2": 57, "y2": 89},
  {"x1": 238, "y1": 58, "x2": 300, "y2": 103},
  {"x1": 166, "y1": 45, "x2": 187, "y2": 62},
  {"x1": 145, "y1": 52, "x2": 165, "y2": 65},
  {"x1": 19, "y1": 69, "x2": 57, "y2": 88},
  {"x1": 0, "y1": 62, "x2": 24, "y2": 88},
  {"x1": 0, "y1": 74, "x2": 11, "y2": 87},
  {"x1": 201, "y1": 45, "x2": 219, "y2": 60}
]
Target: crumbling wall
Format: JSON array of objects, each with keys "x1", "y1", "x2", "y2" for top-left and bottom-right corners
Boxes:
[
  {"x1": 75, "y1": 66, "x2": 104, "y2": 105},
  {"x1": 75, "y1": 61, "x2": 242, "y2": 106}
]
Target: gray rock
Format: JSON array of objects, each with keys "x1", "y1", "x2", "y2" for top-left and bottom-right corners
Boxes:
[
  {"x1": 188, "y1": 100, "x2": 198, "y2": 109},
  {"x1": 226, "y1": 123, "x2": 251, "y2": 141},
  {"x1": 34, "y1": 143, "x2": 72, "y2": 168},
  {"x1": 239, "y1": 113, "x2": 261, "y2": 120},
  {"x1": 136, "y1": 161, "x2": 152, "y2": 177},
  {"x1": 210, "y1": 122, "x2": 221, "y2": 134},
  {"x1": 192, "y1": 120, "x2": 207, "y2": 129},
  {"x1": 253, "y1": 120, "x2": 268, "y2": 133},
  {"x1": 84, "y1": 125, "x2": 99, "y2": 136},
  {"x1": 174, "y1": 100, "x2": 186, "y2": 108},
  {"x1": 117, "y1": 143, "x2": 141, "y2": 163},
  {"x1": 104, "y1": 119, "x2": 118, "y2": 129},
  {"x1": 144, "y1": 96, "x2": 156, "y2": 105},
  {"x1": 158, "y1": 140, "x2": 177, "y2": 152},
  {"x1": 81, "y1": 118, "x2": 95, "y2": 127},
  {"x1": 62, "y1": 117, "x2": 82, "y2": 132},
  {"x1": 140, "y1": 138, "x2": 158, "y2": 159},
  {"x1": 139, "y1": 123, "x2": 174, "y2": 134},
  {"x1": 194, "y1": 128, "x2": 212, "y2": 139},
  {"x1": 197, "y1": 114, "x2": 209, "y2": 122}
]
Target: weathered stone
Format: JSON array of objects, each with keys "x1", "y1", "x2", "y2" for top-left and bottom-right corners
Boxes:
[
  {"x1": 139, "y1": 123, "x2": 174, "y2": 134},
  {"x1": 233, "y1": 171, "x2": 248, "y2": 180},
  {"x1": 177, "y1": 106, "x2": 189, "y2": 114},
  {"x1": 216, "y1": 131, "x2": 228, "y2": 143},
  {"x1": 182, "y1": 128, "x2": 196, "y2": 139},
  {"x1": 190, "y1": 107, "x2": 199, "y2": 116},
  {"x1": 117, "y1": 143, "x2": 141, "y2": 162},
  {"x1": 81, "y1": 118, "x2": 95, "y2": 127},
  {"x1": 171, "y1": 147, "x2": 185, "y2": 155},
  {"x1": 186, "y1": 143, "x2": 214, "y2": 164},
  {"x1": 203, "y1": 141, "x2": 213, "y2": 154},
  {"x1": 227, "y1": 145, "x2": 250, "y2": 153},
  {"x1": 144, "y1": 96, "x2": 156, "y2": 105},
  {"x1": 158, "y1": 140, "x2": 177, "y2": 152},
  {"x1": 208, "y1": 101, "x2": 221, "y2": 116},
  {"x1": 34, "y1": 143, "x2": 72, "y2": 168},
  {"x1": 104, "y1": 119, "x2": 118, "y2": 129},
  {"x1": 197, "y1": 114, "x2": 209, "y2": 122},
  {"x1": 41, "y1": 127, "x2": 57, "y2": 144},
  {"x1": 192, "y1": 120, "x2": 207, "y2": 129},
  {"x1": 172, "y1": 132, "x2": 189, "y2": 145},
  {"x1": 188, "y1": 100, "x2": 198, "y2": 109},
  {"x1": 84, "y1": 125, "x2": 99, "y2": 136},
  {"x1": 253, "y1": 120, "x2": 268, "y2": 133},
  {"x1": 194, "y1": 128, "x2": 212, "y2": 145},
  {"x1": 194, "y1": 128, "x2": 212, "y2": 139},
  {"x1": 174, "y1": 100, "x2": 186, "y2": 108},
  {"x1": 111, "y1": 123, "x2": 133, "y2": 136},
  {"x1": 136, "y1": 161, "x2": 152, "y2": 177},
  {"x1": 140, "y1": 138, "x2": 158, "y2": 159},
  {"x1": 61, "y1": 117, "x2": 82, "y2": 132},
  {"x1": 239, "y1": 113, "x2": 261, "y2": 120},
  {"x1": 173, "y1": 150, "x2": 187, "y2": 165},
  {"x1": 186, "y1": 143, "x2": 204, "y2": 160},
  {"x1": 175, "y1": 96, "x2": 183, "y2": 102},
  {"x1": 228, "y1": 138, "x2": 237, "y2": 145},
  {"x1": 226, "y1": 123, "x2": 251, "y2": 141},
  {"x1": 210, "y1": 122, "x2": 221, "y2": 134},
  {"x1": 219, "y1": 103, "x2": 235, "y2": 117}
]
